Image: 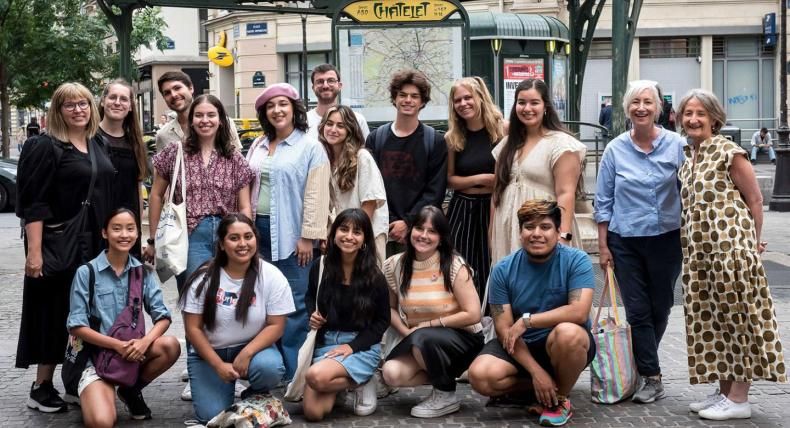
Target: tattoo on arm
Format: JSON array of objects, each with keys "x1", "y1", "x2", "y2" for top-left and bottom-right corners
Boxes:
[
  {"x1": 490, "y1": 304, "x2": 505, "y2": 318},
  {"x1": 568, "y1": 289, "x2": 582, "y2": 303}
]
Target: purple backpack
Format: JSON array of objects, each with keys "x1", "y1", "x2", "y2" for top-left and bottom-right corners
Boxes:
[{"x1": 94, "y1": 265, "x2": 145, "y2": 387}]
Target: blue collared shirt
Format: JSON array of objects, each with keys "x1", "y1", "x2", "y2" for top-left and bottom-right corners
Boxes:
[
  {"x1": 67, "y1": 251, "x2": 171, "y2": 335},
  {"x1": 594, "y1": 128, "x2": 685, "y2": 237}
]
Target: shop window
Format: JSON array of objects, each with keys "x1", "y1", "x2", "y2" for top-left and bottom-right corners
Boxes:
[
  {"x1": 284, "y1": 51, "x2": 331, "y2": 107},
  {"x1": 639, "y1": 37, "x2": 700, "y2": 59}
]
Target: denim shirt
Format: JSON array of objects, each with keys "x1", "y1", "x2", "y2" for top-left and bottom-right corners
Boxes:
[
  {"x1": 246, "y1": 129, "x2": 330, "y2": 261},
  {"x1": 594, "y1": 128, "x2": 686, "y2": 237},
  {"x1": 67, "y1": 251, "x2": 171, "y2": 335}
]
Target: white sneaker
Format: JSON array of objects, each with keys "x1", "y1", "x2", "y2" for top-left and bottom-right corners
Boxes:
[
  {"x1": 234, "y1": 380, "x2": 249, "y2": 398},
  {"x1": 698, "y1": 397, "x2": 751, "y2": 421},
  {"x1": 181, "y1": 382, "x2": 192, "y2": 401},
  {"x1": 353, "y1": 380, "x2": 378, "y2": 416},
  {"x1": 181, "y1": 368, "x2": 189, "y2": 382},
  {"x1": 689, "y1": 388, "x2": 723, "y2": 413},
  {"x1": 410, "y1": 388, "x2": 461, "y2": 418}
]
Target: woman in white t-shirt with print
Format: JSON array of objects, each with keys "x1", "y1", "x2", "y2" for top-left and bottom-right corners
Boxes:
[
  {"x1": 181, "y1": 214, "x2": 295, "y2": 424},
  {"x1": 319, "y1": 105, "x2": 389, "y2": 265}
]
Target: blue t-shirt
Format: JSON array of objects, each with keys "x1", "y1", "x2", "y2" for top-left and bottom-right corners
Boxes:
[{"x1": 489, "y1": 245, "x2": 595, "y2": 343}]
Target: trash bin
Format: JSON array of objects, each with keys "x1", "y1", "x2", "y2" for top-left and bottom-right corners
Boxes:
[{"x1": 720, "y1": 125, "x2": 742, "y2": 148}]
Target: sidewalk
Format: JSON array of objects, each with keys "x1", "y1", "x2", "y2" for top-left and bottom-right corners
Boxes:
[{"x1": 1, "y1": 210, "x2": 790, "y2": 427}]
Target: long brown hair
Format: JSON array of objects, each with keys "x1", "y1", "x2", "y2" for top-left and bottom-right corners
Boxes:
[
  {"x1": 318, "y1": 105, "x2": 365, "y2": 192},
  {"x1": 493, "y1": 79, "x2": 574, "y2": 207},
  {"x1": 185, "y1": 94, "x2": 235, "y2": 158},
  {"x1": 100, "y1": 79, "x2": 148, "y2": 180}
]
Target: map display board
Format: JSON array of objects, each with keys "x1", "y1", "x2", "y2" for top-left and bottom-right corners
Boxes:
[{"x1": 337, "y1": 25, "x2": 464, "y2": 122}]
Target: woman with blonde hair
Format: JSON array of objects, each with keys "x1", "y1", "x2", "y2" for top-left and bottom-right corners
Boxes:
[
  {"x1": 490, "y1": 78, "x2": 586, "y2": 264},
  {"x1": 676, "y1": 89, "x2": 785, "y2": 421},
  {"x1": 445, "y1": 76, "x2": 505, "y2": 300},
  {"x1": 16, "y1": 82, "x2": 116, "y2": 411},
  {"x1": 319, "y1": 105, "x2": 388, "y2": 264}
]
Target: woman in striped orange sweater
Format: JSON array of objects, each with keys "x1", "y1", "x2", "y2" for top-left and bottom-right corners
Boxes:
[{"x1": 381, "y1": 206, "x2": 483, "y2": 418}]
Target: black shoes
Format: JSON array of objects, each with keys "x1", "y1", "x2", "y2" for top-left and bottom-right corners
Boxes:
[
  {"x1": 27, "y1": 381, "x2": 67, "y2": 413},
  {"x1": 118, "y1": 387, "x2": 152, "y2": 420}
]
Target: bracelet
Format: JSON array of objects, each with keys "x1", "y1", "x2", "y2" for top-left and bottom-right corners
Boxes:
[{"x1": 439, "y1": 317, "x2": 446, "y2": 327}]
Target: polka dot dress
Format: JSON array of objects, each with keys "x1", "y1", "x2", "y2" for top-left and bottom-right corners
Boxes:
[{"x1": 678, "y1": 135, "x2": 786, "y2": 385}]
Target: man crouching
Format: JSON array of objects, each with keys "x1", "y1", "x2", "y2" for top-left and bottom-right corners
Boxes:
[{"x1": 469, "y1": 199, "x2": 595, "y2": 427}]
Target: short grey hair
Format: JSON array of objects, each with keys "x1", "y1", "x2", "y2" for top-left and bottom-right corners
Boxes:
[
  {"x1": 677, "y1": 89, "x2": 727, "y2": 135},
  {"x1": 622, "y1": 80, "x2": 662, "y2": 123}
]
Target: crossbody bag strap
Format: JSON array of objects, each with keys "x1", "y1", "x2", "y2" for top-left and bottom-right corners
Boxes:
[
  {"x1": 84, "y1": 138, "x2": 99, "y2": 206},
  {"x1": 315, "y1": 256, "x2": 325, "y2": 315}
]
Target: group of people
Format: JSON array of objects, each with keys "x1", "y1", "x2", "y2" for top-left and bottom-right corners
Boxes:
[{"x1": 13, "y1": 62, "x2": 785, "y2": 427}]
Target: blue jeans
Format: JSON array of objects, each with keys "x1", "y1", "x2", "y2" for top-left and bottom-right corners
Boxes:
[
  {"x1": 254, "y1": 215, "x2": 316, "y2": 381},
  {"x1": 177, "y1": 215, "x2": 222, "y2": 293},
  {"x1": 751, "y1": 145, "x2": 776, "y2": 161},
  {"x1": 187, "y1": 344, "x2": 285, "y2": 424}
]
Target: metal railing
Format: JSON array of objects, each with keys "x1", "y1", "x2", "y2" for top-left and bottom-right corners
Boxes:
[
  {"x1": 722, "y1": 117, "x2": 779, "y2": 148},
  {"x1": 564, "y1": 120, "x2": 610, "y2": 178}
]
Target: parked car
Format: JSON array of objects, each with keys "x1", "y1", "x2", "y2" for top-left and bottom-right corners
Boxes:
[{"x1": 0, "y1": 158, "x2": 17, "y2": 212}]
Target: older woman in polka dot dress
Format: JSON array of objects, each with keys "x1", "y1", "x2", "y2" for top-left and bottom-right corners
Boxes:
[{"x1": 677, "y1": 89, "x2": 786, "y2": 421}]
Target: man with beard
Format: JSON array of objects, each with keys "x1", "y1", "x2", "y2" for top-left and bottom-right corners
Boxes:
[
  {"x1": 306, "y1": 63, "x2": 370, "y2": 140},
  {"x1": 468, "y1": 199, "x2": 595, "y2": 427},
  {"x1": 155, "y1": 71, "x2": 241, "y2": 151}
]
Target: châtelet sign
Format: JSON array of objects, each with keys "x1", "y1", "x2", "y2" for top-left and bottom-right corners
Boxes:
[{"x1": 343, "y1": 0, "x2": 458, "y2": 23}]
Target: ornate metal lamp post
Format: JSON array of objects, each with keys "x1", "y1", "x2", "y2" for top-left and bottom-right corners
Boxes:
[{"x1": 771, "y1": 0, "x2": 790, "y2": 212}]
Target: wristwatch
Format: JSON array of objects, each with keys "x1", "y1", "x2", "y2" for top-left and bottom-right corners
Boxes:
[
  {"x1": 559, "y1": 231, "x2": 573, "y2": 241},
  {"x1": 521, "y1": 312, "x2": 532, "y2": 329},
  {"x1": 146, "y1": 238, "x2": 155, "y2": 245}
]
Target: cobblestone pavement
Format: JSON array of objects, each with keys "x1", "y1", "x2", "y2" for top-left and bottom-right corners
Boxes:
[{"x1": 1, "y1": 212, "x2": 789, "y2": 427}]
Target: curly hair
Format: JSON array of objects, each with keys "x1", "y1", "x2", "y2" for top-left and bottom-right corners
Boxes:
[
  {"x1": 389, "y1": 69, "x2": 431, "y2": 109},
  {"x1": 446, "y1": 76, "x2": 505, "y2": 152},
  {"x1": 318, "y1": 105, "x2": 365, "y2": 192}
]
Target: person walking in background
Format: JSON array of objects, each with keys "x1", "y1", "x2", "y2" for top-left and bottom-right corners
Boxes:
[
  {"x1": 490, "y1": 78, "x2": 587, "y2": 264},
  {"x1": 16, "y1": 82, "x2": 116, "y2": 412},
  {"x1": 750, "y1": 127, "x2": 776, "y2": 164},
  {"x1": 595, "y1": 80, "x2": 685, "y2": 404},
  {"x1": 26, "y1": 117, "x2": 41, "y2": 139},
  {"x1": 97, "y1": 79, "x2": 148, "y2": 258},
  {"x1": 181, "y1": 214, "x2": 293, "y2": 424},
  {"x1": 247, "y1": 82, "x2": 331, "y2": 381},
  {"x1": 318, "y1": 105, "x2": 388, "y2": 264},
  {"x1": 365, "y1": 70, "x2": 447, "y2": 256},
  {"x1": 445, "y1": 76, "x2": 505, "y2": 302},
  {"x1": 677, "y1": 89, "x2": 786, "y2": 421},
  {"x1": 302, "y1": 209, "x2": 389, "y2": 421},
  {"x1": 381, "y1": 206, "x2": 483, "y2": 419},
  {"x1": 598, "y1": 98, "x2": 613, "y2": 136},
  {"x1": 306, "y1": 63, "x2": 370, "y2": 141}
]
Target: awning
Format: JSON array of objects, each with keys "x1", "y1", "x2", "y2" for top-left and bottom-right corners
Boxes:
[{"x1": 468, "y1": 11, "x2": 569, "y2": 43}]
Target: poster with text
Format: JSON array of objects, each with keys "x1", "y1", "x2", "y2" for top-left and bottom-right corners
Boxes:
[
  {"x1": 551, "y1": 56, "x2": 568, "y2": 121},
  {"x1": 503, "y1": 58, "x2": 544, "y2": 118}
]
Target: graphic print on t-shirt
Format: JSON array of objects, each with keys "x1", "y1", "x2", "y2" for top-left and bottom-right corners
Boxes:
[
  {"x1": 380, "y1": 150, "x2": 418, "y2": 179},
  {"x1": 215, "y1": 288, "x2": 256, "y2": 307}
]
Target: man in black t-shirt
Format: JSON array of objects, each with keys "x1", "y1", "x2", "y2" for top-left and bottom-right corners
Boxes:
[{"x1": 365, "y1": 70, "x2": 447, "y2": 255}]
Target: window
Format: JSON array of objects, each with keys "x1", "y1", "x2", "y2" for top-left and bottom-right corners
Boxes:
[
  {"x1": 284, "y1": 52, "x2": 331, "y2": 107},
  {"x1": 639, "y1": 37, "x2": 700, "y2": 59},
  {"x1": 588, "y1": 39, "x2": 612, "y2": 59},
  {"x1": 198, "y1": 9, "x2": 208, "y2": 54}
]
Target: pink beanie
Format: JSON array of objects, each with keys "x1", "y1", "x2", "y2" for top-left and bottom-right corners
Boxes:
[{"x1": 254, "y1": 83, "x2": 300, "y2": 111}]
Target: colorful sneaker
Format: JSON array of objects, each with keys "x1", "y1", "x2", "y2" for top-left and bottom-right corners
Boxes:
[
  {"x1": 410, "y1": 388, "x2": 460, "y2": 418},
  {"x1": 698, "y1": 397, "x2": 751, "y2": 421},
  {"x1": 117, "y1": 387, "x2": 152, "y2": 420},
  {"x1": 26, "y1": 381, "x2": 67, "y2": 413},
  {"x1": 539, "y1": 397, "x2": 572, "y2": 427},
  {"x1": 632, "y1": 376, "x2": 665, "y2": 404},
  {"x1": 353, "y1": 379, "x2": 378, "y2": 416},
  {"x1": 689, "y1": 388, "x2": 723, "y2": 413}
]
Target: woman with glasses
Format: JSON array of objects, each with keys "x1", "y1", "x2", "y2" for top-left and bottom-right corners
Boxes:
[
  {"x1": 97, "y1": 79, "x2": 148, "y2": 258},
  {"x1": 16, "y1": 82, "x2": 116, "y2": 412}
]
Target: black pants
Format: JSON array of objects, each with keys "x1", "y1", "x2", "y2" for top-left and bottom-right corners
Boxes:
[
  {"x1": 607, "y1": 229, "x2": 681, "y2": 377},
  {"x1": 387, "y1": 327, "x2": 483, "y2": 392}
]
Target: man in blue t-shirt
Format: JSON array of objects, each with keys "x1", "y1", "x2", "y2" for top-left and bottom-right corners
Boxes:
[{"x1": 469, "y1": 199, "x2": 595, "y2": 427}]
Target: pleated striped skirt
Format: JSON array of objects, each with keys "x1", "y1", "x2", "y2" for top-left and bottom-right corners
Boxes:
[{"x1": 446, "y1": 192, "x2": 491, "y2": 302}]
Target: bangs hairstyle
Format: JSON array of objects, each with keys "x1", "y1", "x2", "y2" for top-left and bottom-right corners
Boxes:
[
  {"x1": 517, "y1": 199, "x2": 562, "y2": 230},
  {"x1": 677, "y1": 89, "x2": 727, "y2": 136},
  {"x1": 622, "y1": 80, "x2": 662, "y2": 123},
  {"x1": 318, "y1": 105, "x2": 365, "y2": 192},
  {"x1": 399, "y1": 206, "x2": 470, "y2": 296},
  {"x1": 389, "y1": 69, "x2": 431, "y2": 109},
  {"x1": 102, "y1": 207, "x2": 138, "y2": 231},
  {"x1": 320, "y1": 208, "x2": 384, "y2": 324},
  {"x1": 181, "y1": 214, "x2": 262, "y2": 331},
  {"x1": 47, "y1": 82, "x2": 100, "y2": 143},
  {"x1": 256, "y1": 96, "x2": 308, "y2": 141},
  {"x1": 446, "y1": 76, "x2": 505, "y2": 152},
  {"x1": 185, "y1": 94, "x2": 235, "y2": 158},
  {"x1": 494, "y1": 78, "x2": 576, "y2": 207},
  {"x1": 100, "y1": 79, "x2": 148, "y2": 180}
]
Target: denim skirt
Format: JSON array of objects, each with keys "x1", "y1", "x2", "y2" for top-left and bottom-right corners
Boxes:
[{"x1": 312, "y1": 331, "x2": 381, "y2": 385}]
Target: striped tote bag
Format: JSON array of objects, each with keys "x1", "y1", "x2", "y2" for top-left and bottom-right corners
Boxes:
[{"x1": 590, "y1": 266, "x2": 639, "y2": 404}]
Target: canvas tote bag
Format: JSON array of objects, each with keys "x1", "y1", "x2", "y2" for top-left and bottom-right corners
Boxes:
[{"x1": 155, "y1": 143, "x2": 188, "y2": 282}]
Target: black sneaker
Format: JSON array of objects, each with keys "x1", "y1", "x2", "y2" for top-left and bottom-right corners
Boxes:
[
  {"x1": 117, "y1": 387, "x2": 152, "y2": 420},
  {"x1": 27, "y1": 381, "x2": 67, "y2": 413}
]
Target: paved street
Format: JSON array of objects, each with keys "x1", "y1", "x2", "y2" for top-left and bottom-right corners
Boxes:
[{"x1": 0, "y1": 209, "x2": 789, "y2": 427}]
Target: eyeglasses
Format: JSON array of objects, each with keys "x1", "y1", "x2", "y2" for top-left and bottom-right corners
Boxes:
[
  {"x1": 314, "y1": 78, "x2": 339, "y2": 86},
  {"x1": 106, "y1": 94, "x2": 131, "y2": 104},
  {"x1": 62, "y1": 101, "x2": 90, "y2": 112}
]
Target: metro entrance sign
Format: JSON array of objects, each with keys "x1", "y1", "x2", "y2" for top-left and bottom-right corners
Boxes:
[{"x1": 343, "y1": 0, "x2": 458, "y2": 23}]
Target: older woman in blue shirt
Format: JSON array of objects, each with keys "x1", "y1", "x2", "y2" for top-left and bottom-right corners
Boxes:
[{"x1": 595, "y1": 80, "x2": 685, "y2": 404}]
